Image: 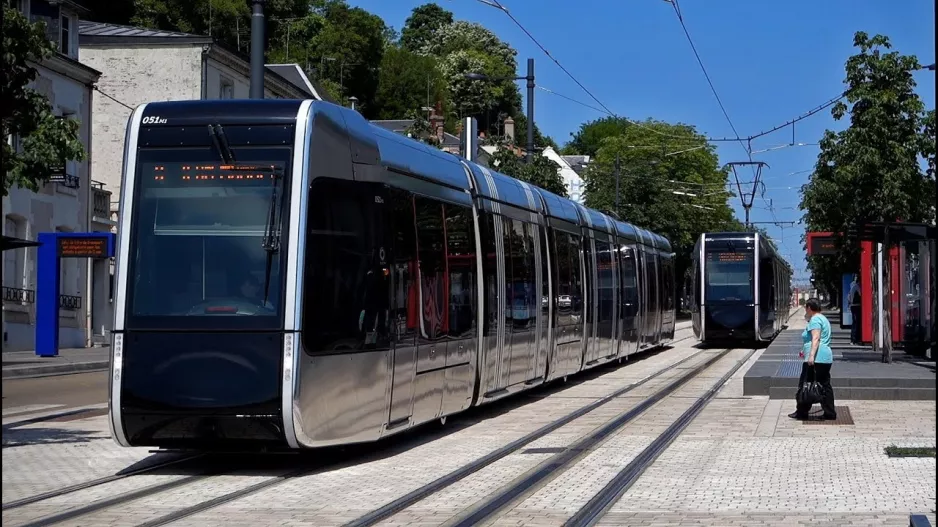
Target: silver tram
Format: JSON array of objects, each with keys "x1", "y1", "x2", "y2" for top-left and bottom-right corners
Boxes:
[{"x1": 108, "y1": 99, "x2": 677, "y2": 450}]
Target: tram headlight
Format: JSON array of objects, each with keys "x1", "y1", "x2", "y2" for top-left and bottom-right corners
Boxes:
[
  {"x1": 283, "y1": 333, "x2": 293, "y2": 383},
  {"x1": 112, "y1": 333, "x2": 123, "y2": 382}
]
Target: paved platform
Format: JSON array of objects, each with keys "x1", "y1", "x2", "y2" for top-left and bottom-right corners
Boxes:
[
  {"x1": 743, "y1": 312, "x2": 936, "y2": 400},
  {"x1": 2, "y1": 319, "x2": 934, "y2": 527},
  {"x1": 1, "y1": 347, "x2": 111, "y2": 379}
]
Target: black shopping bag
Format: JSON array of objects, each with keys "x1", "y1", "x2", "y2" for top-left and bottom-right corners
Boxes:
[{"x1": 796, "y1": 366, "x2": 823, "y2": 406}]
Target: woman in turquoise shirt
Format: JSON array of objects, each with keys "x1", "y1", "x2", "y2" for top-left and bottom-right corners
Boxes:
[{"x1": 789, "y1": 298, "x2": 837, "y2": 420}]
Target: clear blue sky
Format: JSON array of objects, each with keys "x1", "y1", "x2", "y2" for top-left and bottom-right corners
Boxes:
[{"x1": 350, "y1": 0, "x2": 936, "y2": 282}]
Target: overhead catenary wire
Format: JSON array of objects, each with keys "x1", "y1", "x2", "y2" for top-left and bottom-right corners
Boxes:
[
  {"x1": 666, "y1": 0, "x2": 749, "y2": 159},
  {"x1": 475, "y1": 0, "x2": 743, "y2": 144}
]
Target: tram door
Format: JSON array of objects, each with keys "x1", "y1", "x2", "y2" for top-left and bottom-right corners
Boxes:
[
  {"x1": 636, "y1": 246, "x2": 649, "y2": 349},
  {"x1": 618, "y1": 245, "x2": 640, "y2": 356},
  {"x1": 648, "y1": 252, "x2": 661, "y2": 344},
  {"x1": 387, "y1": 189, "x2": 418, "y2": 428}
]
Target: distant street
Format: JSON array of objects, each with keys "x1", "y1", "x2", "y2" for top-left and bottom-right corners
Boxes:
[{"x1": 1, "y1": 371, "x2": 107, "y2": 414}]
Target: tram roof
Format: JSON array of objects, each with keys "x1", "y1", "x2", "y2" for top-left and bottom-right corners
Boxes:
[
  {"x1": 139, "y1": 99, "x2": 305, "y2": 126},
  {"x1": 465, "y1": 163, "x2": 546, "y2": 213},
  {"x1": 368, "y1": 124, "x2": 471, "y2": 191},
  {"x1": 532, "y1": 187, "x2": 581, "y2": 224}
]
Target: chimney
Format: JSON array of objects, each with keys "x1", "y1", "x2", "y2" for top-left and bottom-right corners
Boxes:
[{"x1": 504, "y1": 117, "x2": 515, "y2": 143}]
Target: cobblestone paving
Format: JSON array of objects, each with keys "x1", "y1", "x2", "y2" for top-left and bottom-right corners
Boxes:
[{"x1": 3, "y1": 318, "x2": 935, "y2": 527}]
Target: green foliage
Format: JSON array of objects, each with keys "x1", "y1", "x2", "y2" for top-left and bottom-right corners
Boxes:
[
  {"x1": 487, "y1": 138, "x2": 568, "y2": 197},
  {"x1": 562, "y1": 116, "x2": 634, "y2": 156},
  {"x1": 2, "y1": 6, "x2": 85, "y2": 197},
  {"x1": 402, "y1": 109, "x2": 441, "y2": 148},
  {"x1": 799, "y1": 32, "x2": 935, "y2": 288},
  {"x1": 400, "y1": 3, "x2": 453, "y2": 54},
  {"x1": 374, "y1": 47, "x2": 446, "y2": 120},
  {"x1": 582, "y1": 120, "x2": 736, "y2": 282}
]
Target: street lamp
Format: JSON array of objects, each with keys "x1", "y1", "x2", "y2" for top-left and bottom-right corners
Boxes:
[{"x1": 464, "y1": 58, "x2": 536, "y2": 164}]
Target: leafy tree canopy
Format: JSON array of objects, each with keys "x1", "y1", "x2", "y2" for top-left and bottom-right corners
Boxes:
[
  {"x1": 374, "y1": 46, "x2": 447, "y2": 120},
  {"x1": 562, "y1": 116, "x2": 634, "y2": 157},
  {"x1": 582, "y1": 120, "x2": 737, "y2": 281},
  {"x1": 799, "y1": 32, "x2": 935, "y2": 288},
  {"x1": 400, "y1": 2, "x2": 453, "y2": 54},
  {"x1": 2, "y1": 6, "x2": 85, "y2": 196}
]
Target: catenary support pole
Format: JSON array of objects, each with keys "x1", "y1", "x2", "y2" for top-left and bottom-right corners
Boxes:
[{"x1": 250, "y1": 0, "x2": 266, "y2": 99}]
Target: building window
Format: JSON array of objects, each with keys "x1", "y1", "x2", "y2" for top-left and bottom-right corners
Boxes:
[
  {"x1": 3, "y1": 216, "x2": 27, "y2": 294},
  {"x1": 60, "y1": 14, "x2": 70, "y2": 55},
  {"x1": 220, "y1": 78, "x2": 234, "y2": 99}
]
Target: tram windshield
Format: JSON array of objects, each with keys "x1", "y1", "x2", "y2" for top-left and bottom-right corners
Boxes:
[
  {"x1": 705, "y1": 250, "x2": 754, "y2": 303},
  {"x1": 125, "y1": 147, "x2": 291, "y2": 328}
]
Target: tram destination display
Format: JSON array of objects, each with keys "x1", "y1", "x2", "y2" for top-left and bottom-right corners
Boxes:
[
  {"x1": 58, "y1": 236, "x2": 109, "y2": 258},
  {"x1": 706, "y1": 251, "x2": 750, "y2": 263}
]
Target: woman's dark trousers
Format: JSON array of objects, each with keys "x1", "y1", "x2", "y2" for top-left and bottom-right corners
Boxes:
[{"x1": 795, "y1": 362, "x2": 836, "y2": 419}]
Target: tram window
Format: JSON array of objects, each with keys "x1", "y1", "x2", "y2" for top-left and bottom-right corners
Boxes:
[
  {"x1": 595, "y1": 241, "x2": 614, "y2": 327},
  {"x1": 621, "y1": 247, "x2": 639, "y2": 315},
  {"x1": 389, "y1": 189, "x2": 418, "y2": 345},
  {"x1": 414, "y1": 196, "x2": 448, "y2": 343},
  {"x1": 127, "y1": 150, "x2": 290, "y2": 325},
  {"x1": 302, "y1": 178, "x2": 390, "y2": 353},
  {"x1": 443, "y1": 204, "x2": 477, "y2": 339},
  {"x1": 705, "y1": 251, "x2": 754, "y2": 303},
  {"x1": 554, "y1": 231, "x2": 583, "y2": 325},
  {"x1": 506, "y1": 219, "x2": 536, "y2": 329},
  {"x1": 662, "y1": 258, "x2": 674, "y2": 311},
  {"x1": 539, "y1": 226, "x2": 550, "y2": 315},
  {"x1": 647, "y1": 254, "x2": 658, "y2": 314},
  {"x1": 481, "y1": 214, "x2": 498, "y2": 336},
  {"x1": 759, "y1": 258, "x2": 773, "y2": 311}
]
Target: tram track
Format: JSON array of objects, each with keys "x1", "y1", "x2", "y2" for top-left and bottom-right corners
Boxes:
[
  {"x1": 441, "y1": 348, "x2": 750, "y2": 527},
  {"x1": 343, "y1": 344, "x2": 725, "y2": 527},
  {"x1": 342, "y1": 346, "x2": 754, "y2": 527},
  {"x1": 1, "y1": 454, "x2": 204, "y2": 512},
  {"x1": 4, "y1": 328, "x2": 705, "y2": 527}
]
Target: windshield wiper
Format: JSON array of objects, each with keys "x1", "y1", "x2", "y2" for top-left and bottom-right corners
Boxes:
[
  {"x1": 260, "y1": 169, "x2": 283, "y2": 304},
  {"x1": 207, "y1": 124, "x2": 235, "y2": 164}
]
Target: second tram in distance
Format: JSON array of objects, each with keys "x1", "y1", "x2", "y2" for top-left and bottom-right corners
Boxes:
[
  {"x1": 689, "y1": 231, "x2": 792, "y2": 345},
  {"x1": 107, "y1": 98, "x2": 677, "y2": 451}
]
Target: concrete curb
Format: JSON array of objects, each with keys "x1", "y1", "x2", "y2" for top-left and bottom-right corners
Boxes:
[
  {"x1": 2, "y1": 360, "x2": 110, "y2": 379},
  {"x1": 2, "y1": 403, "x2": 110, "y2": 426}
]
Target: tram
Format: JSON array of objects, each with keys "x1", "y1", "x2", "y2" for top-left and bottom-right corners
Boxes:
[
  {"x1": 689, "y1": 231, "x2": 792, "y2": 344},
  {"x1": 108, "y1": 99, "x2": 676, "y2": 450}
]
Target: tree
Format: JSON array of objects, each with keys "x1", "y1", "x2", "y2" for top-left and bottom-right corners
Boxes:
[
  {"x1": 2, "y1": 6, "x2": 86, "y2": 196},
  {"x1": 400, "y1": 2, "x2": 453, "y2": 53},
  {"x1": 302, "y1": 1, "x2": 387, "y2": 114},
  {"x1": 374, "y1": 46, "x2": 446, "y2": 120},
  {"x1": 562, "y1": 116, "x2": 634, "y2": 156},
  {"x1": 582, "y1": 120, "x2": 736, "y2": 284},
  {"x1": 487, "y1": 137, "x2": 568, "y2": 197},
  {"x1": 799, "y1": 32, "x2": 936, "y2": 288}
]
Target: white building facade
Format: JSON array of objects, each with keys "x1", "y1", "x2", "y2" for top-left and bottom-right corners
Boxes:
[{"x1": 2, "y1": 0, "x2": 105, "y2": 351}]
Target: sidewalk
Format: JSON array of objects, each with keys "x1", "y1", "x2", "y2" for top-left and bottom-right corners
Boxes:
[{"x1": 2, "y1": 347, "x2": 111, "y2": 379}]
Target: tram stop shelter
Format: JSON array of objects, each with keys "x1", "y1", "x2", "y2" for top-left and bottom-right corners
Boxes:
[
  {"x1": 743, "y1": 223, "x2": 935, "y2": 402},
  {"x1": 34, "y1": 232, "x2": 115, "y2": 358}
]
